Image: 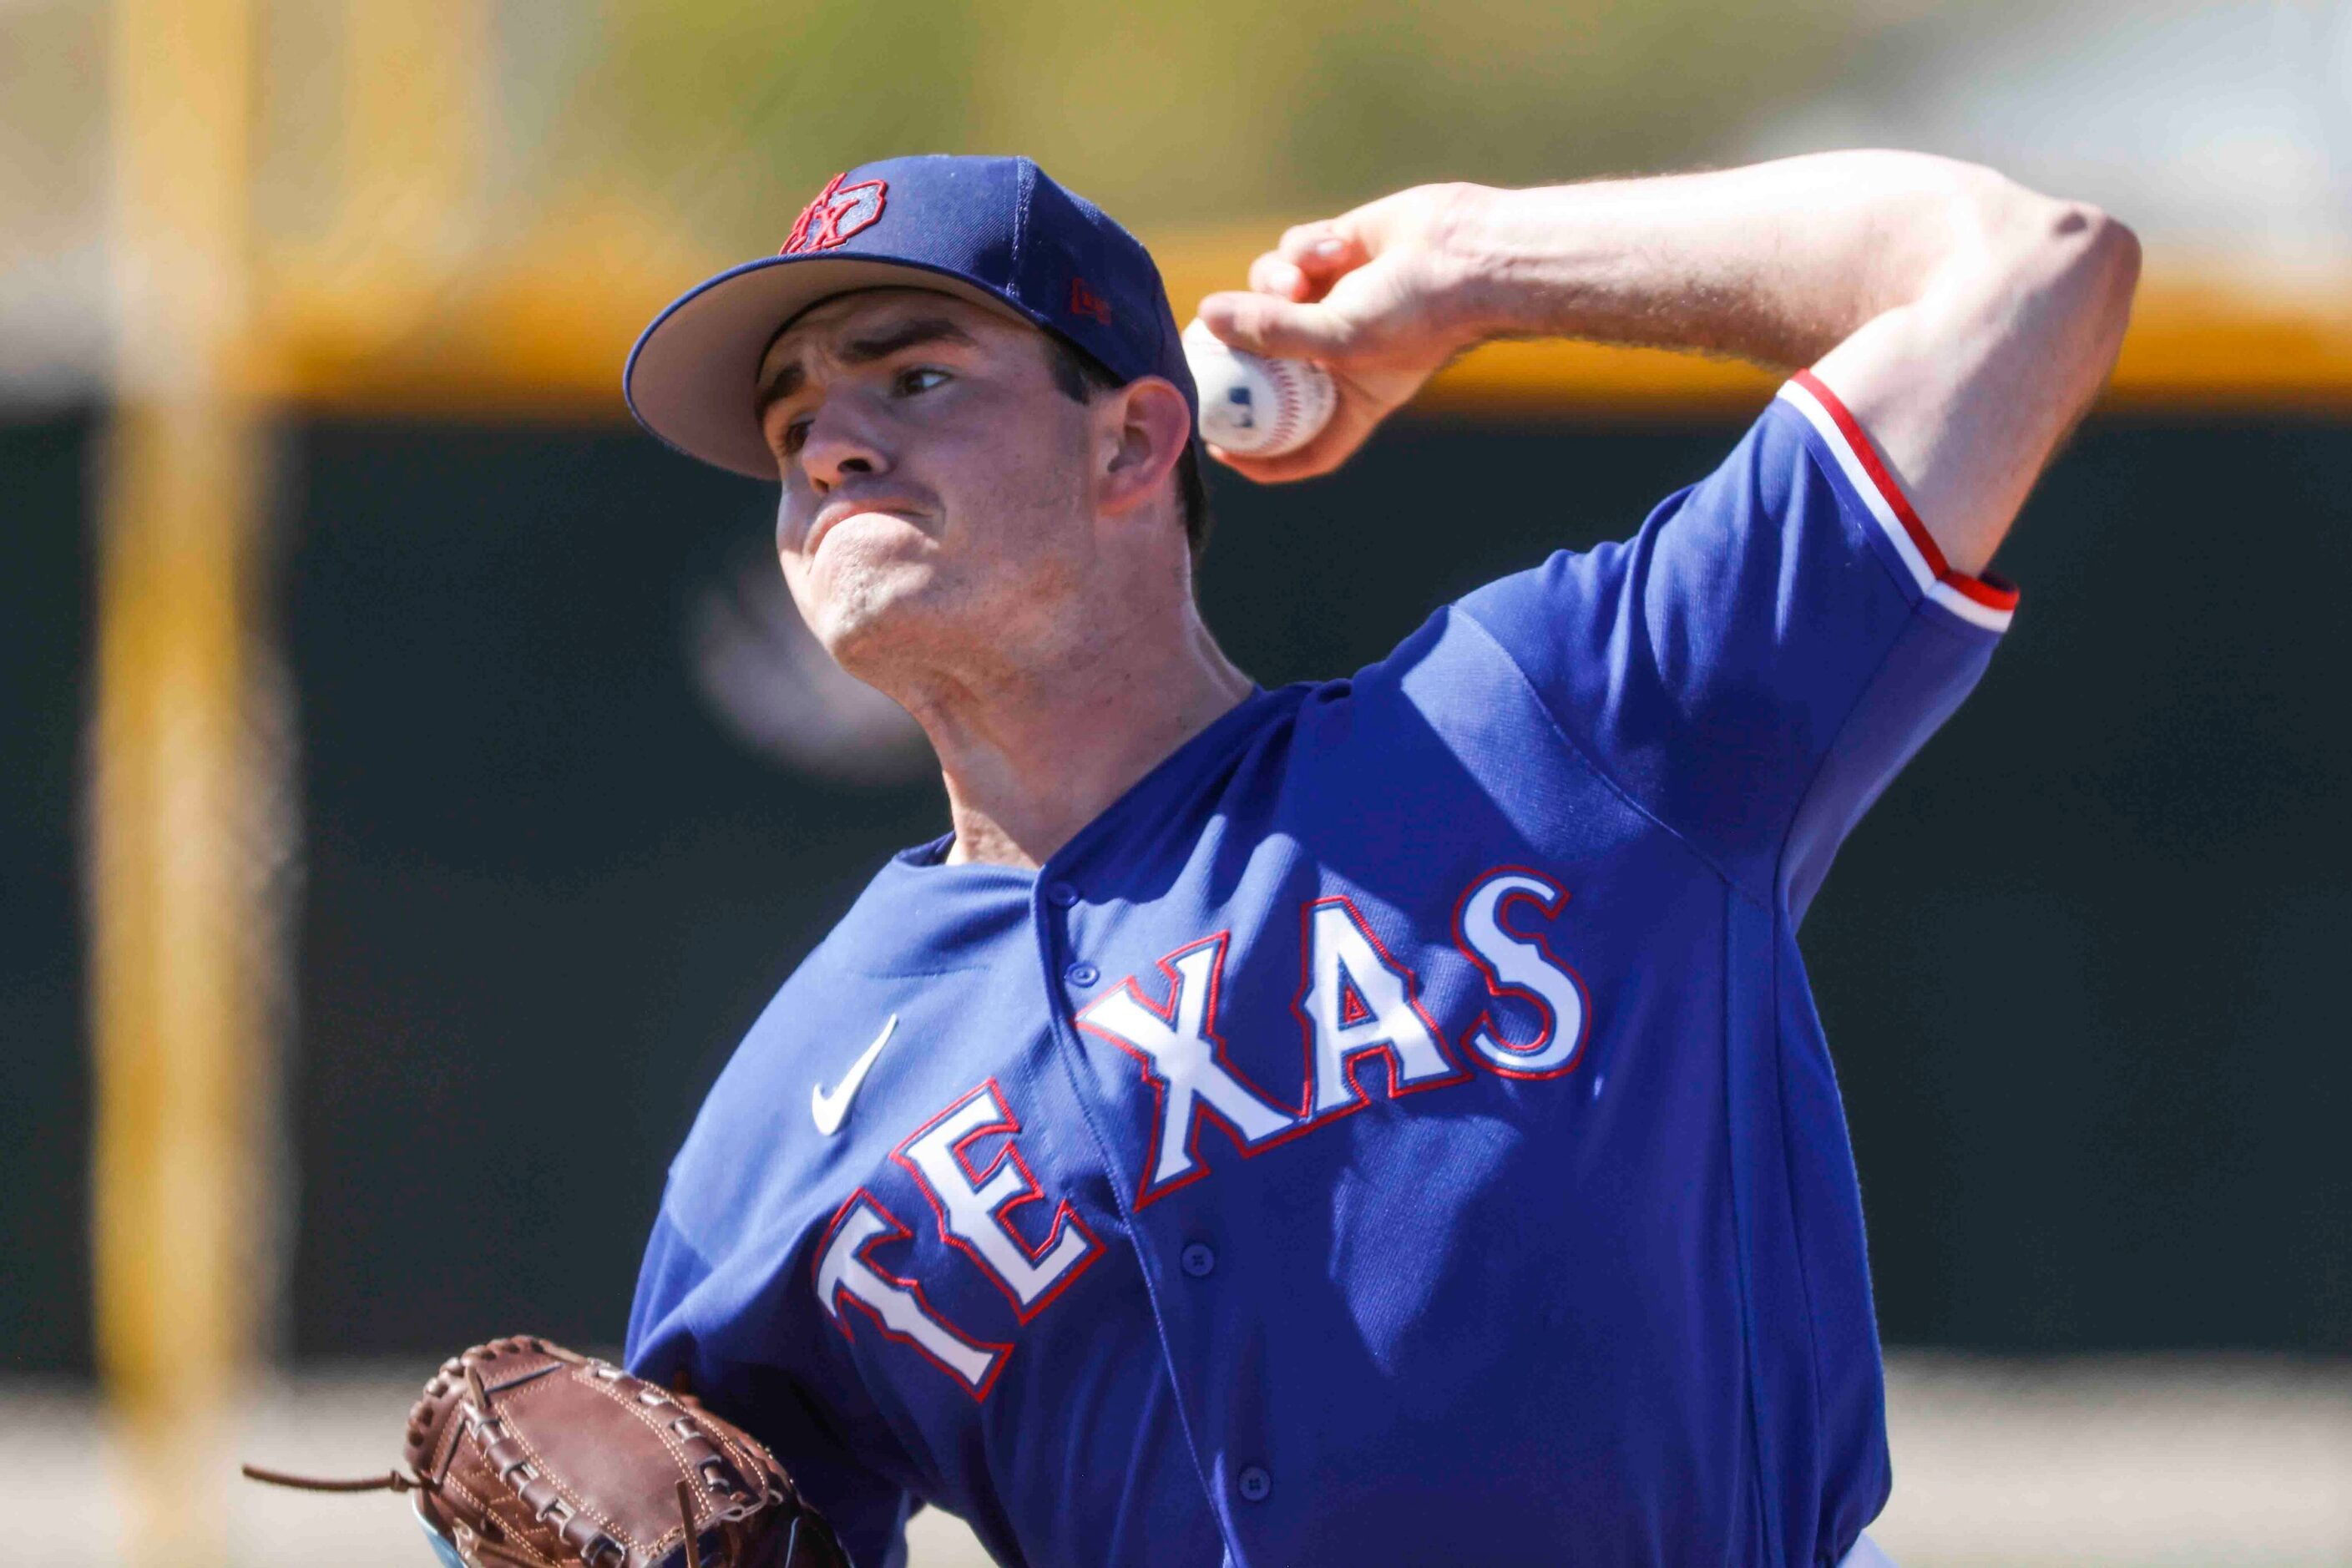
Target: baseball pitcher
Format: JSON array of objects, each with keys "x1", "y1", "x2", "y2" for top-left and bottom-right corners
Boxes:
[{"x1": 608, "y1": 151, "x2": 2135, "y2": 1566}]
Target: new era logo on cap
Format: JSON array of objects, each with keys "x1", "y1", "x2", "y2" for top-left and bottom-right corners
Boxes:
[
  {"x1": 781, "y1": 173, "x2": 888, "y2": 255},
  {"x1": 1069, "y1": 276, "x2": 1114, "y2": 326}
]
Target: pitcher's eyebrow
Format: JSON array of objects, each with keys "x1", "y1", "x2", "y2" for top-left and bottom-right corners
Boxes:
[{"x1": 754, "y1": 317, "x2": 979, "y2": 419}]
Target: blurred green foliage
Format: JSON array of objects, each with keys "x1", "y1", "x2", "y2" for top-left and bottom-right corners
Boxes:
[{"x1": 573, "y1": 0, "x2": 1948, "y2": 244}]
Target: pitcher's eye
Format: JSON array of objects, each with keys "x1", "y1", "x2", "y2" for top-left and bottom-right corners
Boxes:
[
  {"x1": 781, "y1": 417, "x2": 812, "y2": 455},
  {"x1": 895, "y1": 367, "x2": 951, "y2": 397}
]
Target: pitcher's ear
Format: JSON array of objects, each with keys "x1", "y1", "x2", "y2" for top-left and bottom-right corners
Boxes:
[{"x1": 1098, "y1": 376, "x2": 1193, "y2": 518}]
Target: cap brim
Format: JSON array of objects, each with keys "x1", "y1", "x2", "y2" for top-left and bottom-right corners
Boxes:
[{"x1": 623, "y1": 255, "x2": 1036, "y2": 480}]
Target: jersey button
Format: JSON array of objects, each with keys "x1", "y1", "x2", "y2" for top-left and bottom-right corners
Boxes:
[
  {"x1": 1044, "y1": 881, "x2": 1080, "y2": 908},
  {"x1": 1064, "y1": 961, "x2": 1100, "y2": 987},
  {"x1": 1180, "y1": 1242, "x2": 1216, "y2": 1278},
  {"x1": 1237, "y1": 1465, "x2": 1272, "y2": 1503}
]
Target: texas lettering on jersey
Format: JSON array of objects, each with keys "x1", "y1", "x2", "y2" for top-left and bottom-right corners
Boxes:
[{"x1": 809, "y1": 865, "x2": 1589, "y2": 1398}]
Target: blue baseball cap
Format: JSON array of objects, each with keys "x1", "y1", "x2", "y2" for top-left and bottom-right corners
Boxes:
[{"x1": 625, "y1": 154, "x2": 1198, "y2": 478}]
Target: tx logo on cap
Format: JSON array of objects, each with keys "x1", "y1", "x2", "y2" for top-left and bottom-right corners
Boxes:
[{"x1": 781, "y1": 172, "x2": 888, "y2": 255}]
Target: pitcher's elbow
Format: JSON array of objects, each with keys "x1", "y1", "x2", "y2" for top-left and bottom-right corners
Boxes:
[
  {"x1": 2040, "y1": 202, "x2": 2142, "y2": 346},
  {"x1": 2070, "y1": 205, "x2": 2142, "y2": 321}
]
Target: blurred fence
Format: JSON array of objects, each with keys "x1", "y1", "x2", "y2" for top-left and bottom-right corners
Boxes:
[{"x1": 8, "y1": 404, "x2": 2352, "y2": 1369}]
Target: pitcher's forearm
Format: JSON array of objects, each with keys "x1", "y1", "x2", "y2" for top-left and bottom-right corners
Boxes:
[
  {"x1": 1194, "y1": 150, "x2": 2134, "y2": 511},
  {"x1": 1445, "y1": 152, "x2": 2061, "y2": 369}
]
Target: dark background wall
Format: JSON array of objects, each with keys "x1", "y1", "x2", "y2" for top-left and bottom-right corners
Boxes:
[
  {"x1": 3, "y1": 412, "x2": 95, "y2": 1373},
  {"x1": 8, "y1": 407, "x2": 2348, "y2": 1370}
]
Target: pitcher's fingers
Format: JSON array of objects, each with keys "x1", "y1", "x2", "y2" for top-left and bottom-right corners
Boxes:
[
  {"x1": 1277, "y1": 220, "x2": 1370, "y2": 281},
  {"x1": 1247, "y1": 251, "x2": 1310, "y2": 300},
  {"x1": 1196, "y1": 291, "x2": 1357, "y2": 361}
]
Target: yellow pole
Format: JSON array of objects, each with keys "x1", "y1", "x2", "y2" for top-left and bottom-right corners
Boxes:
[
  {"x1": 342, "y1": 0, "x2": 482, "y2": 239},
  {"x1": 94, "y1": 1, "x2": 269, "y2": 1564}
]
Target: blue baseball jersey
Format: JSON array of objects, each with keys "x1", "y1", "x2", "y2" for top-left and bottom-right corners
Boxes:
[{"x1": 625, "y1": 374, "x2": 2019, "y2": 1568}]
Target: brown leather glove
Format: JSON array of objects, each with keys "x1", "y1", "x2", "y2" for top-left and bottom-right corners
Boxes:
[{"x1": 245, "y1": 1335, "x2": 847, "y2": 1568}]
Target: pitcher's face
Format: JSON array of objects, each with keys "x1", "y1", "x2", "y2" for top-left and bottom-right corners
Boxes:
[{"x1": 758, "y1": 289, "x2": 1102, "y2": 683}]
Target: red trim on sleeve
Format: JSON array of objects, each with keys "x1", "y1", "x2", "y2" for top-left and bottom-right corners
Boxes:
[{"x1": 1790, "y1": 370, "x2": 2020, "y2": 613}]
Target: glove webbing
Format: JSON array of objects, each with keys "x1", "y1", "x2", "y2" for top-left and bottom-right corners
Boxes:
[{"x1": 241, "y1": 1360, "x2": 726, "y2": 1568}]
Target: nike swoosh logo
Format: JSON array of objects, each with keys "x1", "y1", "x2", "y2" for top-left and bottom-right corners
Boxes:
[{"x1": 811, "y1": 1014, "x2": 898, "y2": 1136}]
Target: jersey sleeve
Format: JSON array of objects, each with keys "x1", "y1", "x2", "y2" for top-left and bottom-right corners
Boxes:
[
  {"x1": 626, "y1": 1207, "x2": 919, "y2": 1568},
  {"x1": 1456, "y1": 372, "x2": 2018, "y2": 918}
]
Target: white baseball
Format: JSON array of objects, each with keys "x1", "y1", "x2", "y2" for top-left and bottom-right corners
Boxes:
[{"x1": 1182, "y1": 319, "x2": 1337, "y2": 458}]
